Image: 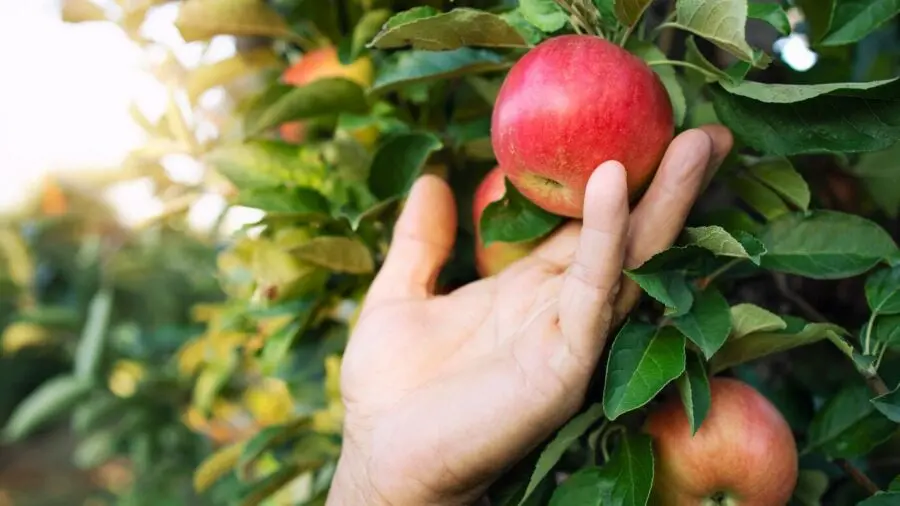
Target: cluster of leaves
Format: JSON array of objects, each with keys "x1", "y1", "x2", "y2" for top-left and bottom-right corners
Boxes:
[
  {"x1": 0, "y1": 191, "x2": 224, "y2": 505},
  {"x1": 6, "y1": 0, "x2": 899, "y2": 505}
]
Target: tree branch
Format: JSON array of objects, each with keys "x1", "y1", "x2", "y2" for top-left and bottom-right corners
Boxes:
[{"x1": 835, "y1": 458, "x2": 881, "y2": 496}]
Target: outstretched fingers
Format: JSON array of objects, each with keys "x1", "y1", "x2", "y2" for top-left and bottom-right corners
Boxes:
[
  {"x1": 364, "y1": 175, "x2": 458, "y2": 307},
  {"x1": 557, "y1": 161, "x2": 631, "y2": 361}
]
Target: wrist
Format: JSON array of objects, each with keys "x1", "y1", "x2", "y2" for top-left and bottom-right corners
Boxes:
[{"x1": 326, "y1": 445, "x2": 386, "y2": 506}]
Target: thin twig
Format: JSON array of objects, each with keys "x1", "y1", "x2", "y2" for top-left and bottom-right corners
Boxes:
[
  {"x1": 835, "y1": 458, "x2": 881, "y2": 496},
  {"x1": 772, "y1": 274, "x2": 891, "y2": 396},
  {"x1": 772, "y1": 274, "x2": 829, "y2": 322}
]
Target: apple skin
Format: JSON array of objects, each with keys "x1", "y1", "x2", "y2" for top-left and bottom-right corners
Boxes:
[
  {"x1": 644, "y1": 377, "x2": 798, "y2": 506},
  {"x1": 491, "y1": 35, "x2": 674, "y2": 218},
  {"x1": 473, "y1": 167, "x2": 538, "y2": 277},
  {"x1": 279, "y1": 46, "x2": 374, "y2": 144}
]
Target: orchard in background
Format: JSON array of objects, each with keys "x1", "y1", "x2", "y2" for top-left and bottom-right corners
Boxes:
[{"x1": 3, "y1": 0, "x2": 900, "y2": 505}]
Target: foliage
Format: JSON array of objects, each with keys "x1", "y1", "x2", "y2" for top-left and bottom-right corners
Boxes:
[{"x1": 7, "y1": 0, "x2": 899, "y2": 505}]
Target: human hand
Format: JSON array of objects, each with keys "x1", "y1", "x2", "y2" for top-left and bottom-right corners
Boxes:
[{"x1": 327, "y1": 126, "x2": 734, "y2": 506}]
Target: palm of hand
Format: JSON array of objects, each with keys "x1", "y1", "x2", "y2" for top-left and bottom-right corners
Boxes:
[{"x1": 331, "y1": 126, "x2": 731, "y2": 506}]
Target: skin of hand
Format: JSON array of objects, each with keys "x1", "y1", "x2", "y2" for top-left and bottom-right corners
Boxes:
[{"x1": 326, "y1": 125, "x2": 734, "y2": 506}]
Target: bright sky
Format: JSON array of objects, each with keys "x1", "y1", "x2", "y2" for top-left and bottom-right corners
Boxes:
[{"x1": 0, "y1": 0, "x2": 263, "y2": 232}]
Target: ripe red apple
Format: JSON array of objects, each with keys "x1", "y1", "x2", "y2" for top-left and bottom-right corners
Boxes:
[
  {"x1": 491, "y1": 35, "x2": 674, "y2": 218},
  {"x1": 644, "y1": 377, "x2": 798, "y2": 506},
  {"x1": 473, "y1": 167, "x2": 538, "y2": 277}
]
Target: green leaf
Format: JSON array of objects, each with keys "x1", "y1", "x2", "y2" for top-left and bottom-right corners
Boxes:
[
  {"x1": 259, "y1": 312, "x2": 310, "y2": 375},
  {"x1": 760, "y1": 211, "x2": 898, "y2": 279},
  {"x1": 627, "y1": 40, "x2": 687, "y2": 127},
  {"x1": 796, "y1": 0, "x2": 835, "y2": 43},
  {"x1": 729, "y1": 303, "x2": 787, "y2": 339},
  {"x1": 237, "y1": 463, "x2": 312, "y2": 506},
  {"x1": 874, "y1": 314, "x2": 900, "y2": 345},
  {"x1": 518, "y1": 403, "x2": 606, "y2": 506},
  {"x1": 519, "y1": 0, "x2": 568, "y2": 32},
  {"x1": 615, "y1": 0, "x2": 654, "y2": 30},
  {"x1": 246, "y1": 78, "x2": 369, "y2": 136},
  {"x1": 747, "y1": 158, "x2": 811, "y2": 211},
  {"x1": 623, "y1": 270, "x2": 694, "y2": 316},
  {"x1": 71, "y1": 395, "x2": 126, "y2": 433},
  {"x1": 237, "y1": 419, "x2": 310, "y2": 479},
  {"x1": 820, "y1": 0, "x2": 900, "y2": 46},
  {"x1": 205, "y1": 141, "x2": 303, "y2": 189},
  {"x1": 480, "y1": 178, "x2": 563, "y2": 246},
  {"x1": 341, "y1": 9, "x2": 392, "y2": 63},
  {"x1": 385, "y1": 6, "x2": 438, "y2": 28},
  {"x1": 720, "y1": 77, "x2": 898, "y2": 103},
  {"x1": 748, "y1": 2, "x2": 791, "y2": 35},
  {"x1": 846, "y1": 142, "x2": 900, "y2": 218},
  {"x1": 710, "y1": 80, "x2": 900, "y2": 156},
  {"x1": 791, "y1": 469, "x2": 830, "y2": 506},
  {"x1": 292, "y1": 236, "x2": 374, "y2": 274},
  {"x1": 677, "y1": 351, "x2": 711, "y2": 435},
  {"x1": 710, "y1": 322, "x2": 846, "y2": 373},
  {"x1": 194, "y1": 441, "x2": 244, "y2": 493},
  {"x1": 548, "y1": 434, "x2": 654, "y2": 506},
  {"x1": 3, "y1": 375, "x2": 92, "y2": 442},
  {"x1": 672, "y1": 287, "x2": 733, "y2": 359},
  {"x1": 370, "y1": 8, "x2": 527, "y2": 51},
  {"x1": 673, "y1": 0, "x2": 771, "y2": 67},
  {"x1": 872, "y1": 385, "x2": 900, "y2": 422},
  {"x1": 237, "y1": 187, "x2": 332, "y2": 218},
  {"x1": 683, "y1": 226, "x2": 765, "y2": 264},
  {"x1": 500, "y1": 9, "x2": 547, "y2": 45},
  {"x1": 371, "y1": 47, "x2": 509, "y2": 95},
  {"x1": 73, "y1": 429, "x2": 119, "y2": 469},
  {"x1": 74, "y1": 288, "x2": 113, "y2": 380},
  {"x1": 368, "y1": 132, "x2": 443, "y2": 201},
  {"x1": 175, "y1": 0, "x2": 291, "y2": 42},
  {"x1": 866, "y1": 265, "x2": 900, "y2": 315},
  {"x1": 684, "y1": 36, "x2": 731, "y2": 83},
  {"x1": 728, "y1": 173, "x2": 791, "y2": 221},
  {"x1": 603, "y1": 323, "x2": 686, "y2": 420},
  {"x1": 858, "y1": 492, "x2": 900, "y2": 506},
  {"x1": 807, "y1": 384, "x2": 896, "y2": 459}
]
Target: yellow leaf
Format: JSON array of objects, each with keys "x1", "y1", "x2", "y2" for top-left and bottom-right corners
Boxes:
[
  {"x1": 323, "y1": 355, "x2": 342, "y2": 402},
  {"x1": 291, "y1": 237, "x2": 374, "y2": 274},
  {"x1": 1, "y1": 323, "x2": 52, "y2": 353},
  {"x1": 193, "y1": 439, "x2": 245, "y2": 492},
  {"x1": 188, "y1": 47, "x2": 282, "y2": 104},
  {"x1": 311, "y1": 401, "x2": 344, "y2": 435},
  {"x1": 175, "y1": 0, "x2": 292, "y2": 42},
  {"x1": 107, "y1": 360, "x2": 146, "y2": 398},
  {"x1": 243, "y1": 378, "x2": 295, "y2": 426},
  {"x1": 61, "y1": 0, "x2": 107, "y2": 23},
  {"x1": 177, "y1": 337, "x2": 207, "y2": 376},
  {"x1": 251, "y1": 240, "x2": 328, "y2": 301},
  {"x1": 0, "y1": 228, "x2": 33, "y2": 288}
]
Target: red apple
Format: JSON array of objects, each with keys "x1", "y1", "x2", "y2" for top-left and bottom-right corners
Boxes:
[
  {"x1": 491, "y1": 35, "x2": 674, "y2": 218},
  {"x1": 644, "y1": 377, "x2": 798, "y2": 506},
  {"x1": 473, "y1": 167, "x2": 538, "y2": 277}
]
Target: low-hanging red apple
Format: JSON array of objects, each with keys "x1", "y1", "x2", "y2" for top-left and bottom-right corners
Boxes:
[
  {"x1": 491, "y1": 35, "x2": 674, "y2": 218},
  {"x1": 473, "y1": 166, "x2": 538, "y2": 277},
  {"x1": 644, "y1": 377, "x2": 799, "y2": 506}
]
